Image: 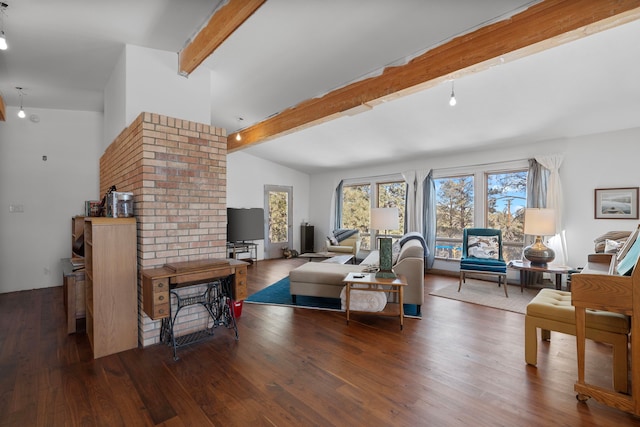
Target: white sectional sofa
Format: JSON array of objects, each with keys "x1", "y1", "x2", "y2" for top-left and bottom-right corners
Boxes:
[{"x1": 289, "y1": 238, "x2": 425, "y2": 314}]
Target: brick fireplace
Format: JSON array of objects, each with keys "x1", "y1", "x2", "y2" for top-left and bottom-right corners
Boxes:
[{"x1": 100, "y1": 112, "x2": 227, "y2": 346}]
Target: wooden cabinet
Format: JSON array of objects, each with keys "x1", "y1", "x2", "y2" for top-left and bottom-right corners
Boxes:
[
  {"x1": 301, "y1": 225, "x2": 314, "y2": 253},
  {"x1": 72, "y1": 215, "x2": 85, "y2": 258},
  {"x1": 84, "y1": 217, "x2": 138, "y2": 358},
  {"x1": 62, "y1": 259, "x2": 86, "y2": 334}
]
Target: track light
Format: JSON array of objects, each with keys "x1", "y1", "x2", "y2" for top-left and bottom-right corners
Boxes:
[
  {"x1": 16, "y1": 87, "x2": 25, "y2": 118},
  {"x1": 0, "y1": 3, "x2": 8, "y2": 51},
  {"x1": 449, "y1": 81, "x2": 457, "y2": 107}
]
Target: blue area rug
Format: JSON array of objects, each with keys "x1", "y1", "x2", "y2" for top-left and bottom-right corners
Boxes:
[{"x1": 245, "y1": 277, "x2": 421, "y2": 318}]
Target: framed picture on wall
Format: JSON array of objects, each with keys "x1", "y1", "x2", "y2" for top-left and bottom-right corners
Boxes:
[{"x1": 594, "y1": 187, "x2": 639, "y2": 219}]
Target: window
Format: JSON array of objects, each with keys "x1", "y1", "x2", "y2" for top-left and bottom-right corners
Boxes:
[
  {"x1": 340, "y1": 177, "x2": 407, "y2": 250},
  {"x1": 377, "y1": 181, "x2": 406, "y2": 237},
  {"x1": 434, "y1": 163, "x2": 528, "y2": 261},
  {"x1": 434, "y1": 175, "x2": 473, "y2": 259},
  {"x1": 342, "y1": 184, "x2": 371, "y2": 249},
  {"x1": 486, "y1": 171, "x2": 527, "y2": 261}
]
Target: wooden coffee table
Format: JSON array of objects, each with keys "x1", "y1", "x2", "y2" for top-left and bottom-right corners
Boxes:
[{"x1": 342, "y1": 272, "x2": 407, "y2": 330}]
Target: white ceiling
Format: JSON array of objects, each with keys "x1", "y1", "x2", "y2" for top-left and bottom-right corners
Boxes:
[{"x1": 1, "y1": 1, "x2": 639, "y2": 174}]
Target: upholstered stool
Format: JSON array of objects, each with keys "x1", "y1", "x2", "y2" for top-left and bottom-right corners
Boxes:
[{"x1": 525, "y1": 288, "x2": 630, "y2": 393}]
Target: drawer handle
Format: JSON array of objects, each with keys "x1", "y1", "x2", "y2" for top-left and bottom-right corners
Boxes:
[
  {"x1": 159, "y1": 295, "x2": 165, "y2": 301},
  {"x1": 159, "y1": 309, "x2": 165, "y2": 314},
  {"x1": 158, "y1": 282, "x2": 165, "y2": 288}
]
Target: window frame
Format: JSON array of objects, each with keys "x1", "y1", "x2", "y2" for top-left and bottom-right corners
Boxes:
[
  {"x1": 433, "y1": 160, "x2": 528, "y2": 261},
  {"x1": 340, "y1": 174, "x2": 407, "y2": 251}
]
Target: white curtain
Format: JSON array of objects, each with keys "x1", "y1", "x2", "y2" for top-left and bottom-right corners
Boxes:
[
  {"x1": 402, "y1": 169, "x2": 430, "y2": 234},
  {"x1": 402, "y1": 170, "x2": 417, "y2": 232},
  {"x1": 535, "y1": 154, "x2": 567, "y2": 265}
]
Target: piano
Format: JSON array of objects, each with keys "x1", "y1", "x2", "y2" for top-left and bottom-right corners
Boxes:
[{"x1": 572, "y1": 251, "x2": 640, "y2": 415}]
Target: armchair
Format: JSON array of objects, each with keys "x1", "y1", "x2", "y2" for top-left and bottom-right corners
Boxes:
[
  {"x1": 458, "y1": 228, "x2": 508, "y2": 297},
  {"x1": 326, "y1": 230, "x2": 361, "y2": 256}
]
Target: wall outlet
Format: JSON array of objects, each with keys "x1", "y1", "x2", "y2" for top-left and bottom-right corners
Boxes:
[{"x1": 9, "y1": 204, "x2": 24, "y2": 213}]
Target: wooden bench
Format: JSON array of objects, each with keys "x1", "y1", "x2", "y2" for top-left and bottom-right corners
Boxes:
[{"x1": 525, "y1": 286, "x2": 630, "y2": 393}]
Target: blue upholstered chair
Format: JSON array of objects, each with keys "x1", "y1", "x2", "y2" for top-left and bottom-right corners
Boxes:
[{"x1": 458, "y1": 228, "x2": 508, "y2": 297}]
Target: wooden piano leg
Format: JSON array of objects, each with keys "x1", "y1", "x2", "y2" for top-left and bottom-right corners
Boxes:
[{"x1": 574, "y1": 306, "x2": 590, "y2": 401}]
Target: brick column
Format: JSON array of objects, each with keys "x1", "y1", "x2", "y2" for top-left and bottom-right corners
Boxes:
[{"x1": 100, "y1": 112, "x2": 227, "y2": 346}]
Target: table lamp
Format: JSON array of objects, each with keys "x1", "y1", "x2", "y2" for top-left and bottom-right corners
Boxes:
[
  {"x1": 523, "y1": 208, "x2": 556, "y2": 266},
  {"x1": 371, "y1": 207, "x2": 399, "y2": 278}
]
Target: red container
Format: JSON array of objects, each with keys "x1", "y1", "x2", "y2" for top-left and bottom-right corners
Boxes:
[{"x1": 230, "y1": 300, "x2": 243, "y2": 318}]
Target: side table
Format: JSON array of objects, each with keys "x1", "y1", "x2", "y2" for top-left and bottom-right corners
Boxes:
[
  {"x1": 508, "y1": 260, "x2": 573, "y2": 292},
  {"x1": 343, "y1": 272, "x2": 407, "y2": 330}
]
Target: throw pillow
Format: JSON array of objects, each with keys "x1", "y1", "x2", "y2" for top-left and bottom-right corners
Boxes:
[
  {"x1": 467, "y1": 235, "x2": 499, "y2": 259},
  {"x1": 604, "y1": 239, "x2": 622, "y2": 254},
  {"x1": 327, "y1": 235, "x2": 338, "y2": 246}
]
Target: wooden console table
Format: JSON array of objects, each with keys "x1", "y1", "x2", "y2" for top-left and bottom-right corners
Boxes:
[
  {"x1": 142, "y1": 259, "x2": 248, "y2": 359},
  {"x1": 572, "y1": 253, "x2": 640, "y2": 416}
]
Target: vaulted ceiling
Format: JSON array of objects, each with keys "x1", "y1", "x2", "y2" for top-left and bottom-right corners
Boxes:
[{"x1": 1, "y1": 0, "x2": 639, "y2": 174}]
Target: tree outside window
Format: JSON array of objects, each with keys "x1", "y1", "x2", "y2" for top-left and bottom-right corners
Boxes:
[
  {"x1": 434, "y1": 175, "x2": 474, "y2": 259},
  {"x1": 342, "y1": 184, "x2": 371, "y2": 249},
  {"x1": 486, "y1": 170, "x2": 527, "y2": 261},
  {"x1": 268, "y1": 191, "x2": 288, "y2": 243},
  {"x1": 341, "y1": 179, "x2": 407, "y2": 251},
  {"x1": 434, "y1": 168, "x2": 528, "y2": 261},
  {"x1": 377, "y1": 181, "x2": 406, "y2": 237}
]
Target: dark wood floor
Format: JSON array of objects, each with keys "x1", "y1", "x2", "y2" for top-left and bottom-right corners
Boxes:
[{"x1": 1, "y1": 258, "x2": 638, "y2": 426}]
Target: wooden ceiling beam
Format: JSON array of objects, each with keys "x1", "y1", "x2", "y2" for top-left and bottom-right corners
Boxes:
[
  {"x1": 228, "y1": 0, "x2": 640, "y2": 151},
  {"x1": 179, "y1": 0, "x2": 266, "y2": 76},
  {"x1": 0, "y1": 94, "x2": 5, "y2": 121}
]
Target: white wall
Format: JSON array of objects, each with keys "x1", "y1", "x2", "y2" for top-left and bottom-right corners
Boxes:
[
  {"x1": 227, "y1": 151, "x2": 311, "y2": 258},
  {"x1": 0, "y1": 107, "x2": 102, "y2": 293},
  {"x1": 309, "y1": 127, "x2": 640, "y2": 271},
  {"x1": 103, "y1": 44, "x2": 212, "y2": 152},
  {"x1": 103, "y1": 46, "x2": 126, "y2": 152}
]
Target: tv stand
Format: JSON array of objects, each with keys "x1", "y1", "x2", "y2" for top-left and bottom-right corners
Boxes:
[{"x1": 227, "y1": 241, "x2": 258, "y2": 265}]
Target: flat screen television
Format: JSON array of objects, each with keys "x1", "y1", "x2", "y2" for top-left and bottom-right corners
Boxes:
[{"x1": 227, "y1": 208, "x2": 265, "y2": 242}]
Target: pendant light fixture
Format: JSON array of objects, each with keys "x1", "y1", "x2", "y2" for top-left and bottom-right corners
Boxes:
[
  {"x1": 0, "y1": 2, "x2": 8, "y2": 51},
  {"x1": 16, "y1": 87, "x2": 25, "y2": 118},
  {"x1": 235, "y1": 116, "x2": 244, "y2": 141},
  {"x1": 449, "y1": 80, "x2": 457, "y2": 107}
]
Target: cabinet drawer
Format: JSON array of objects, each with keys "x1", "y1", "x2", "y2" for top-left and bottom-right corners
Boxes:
[
  {"x1": 152, "y1": 304, "x2": 170, "y2": 319},
  {"x1": 233, "y1": 267, "x2": 248, "y2": 300},
  {"x1": 143, "y1": 277, "x2": 171, "y2": 320}
]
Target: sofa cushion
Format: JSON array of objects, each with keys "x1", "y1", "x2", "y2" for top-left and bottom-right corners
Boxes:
[
  {"x1": 289, "y1": 262, "x2": 366, "y2": 286},
  {"x1": 527, "y1": 289, "x2": 629, "y2": 334}
]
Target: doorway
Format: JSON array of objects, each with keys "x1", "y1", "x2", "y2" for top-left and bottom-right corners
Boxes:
[{"x1": 264, "y1": 185, "x2": 293, "y2": 259}]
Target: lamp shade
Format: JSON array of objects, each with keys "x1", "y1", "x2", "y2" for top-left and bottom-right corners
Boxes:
[
  {"x1": 370, "y1": 207, "x2": 399, "y2": 231},
  {"x1": 524, "y1": 208, "x2": 556, "y2": 236}
]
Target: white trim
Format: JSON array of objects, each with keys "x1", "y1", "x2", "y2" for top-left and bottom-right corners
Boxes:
[{"x1": 432, "y1": 159, "x2": 528, "y2": 178}]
